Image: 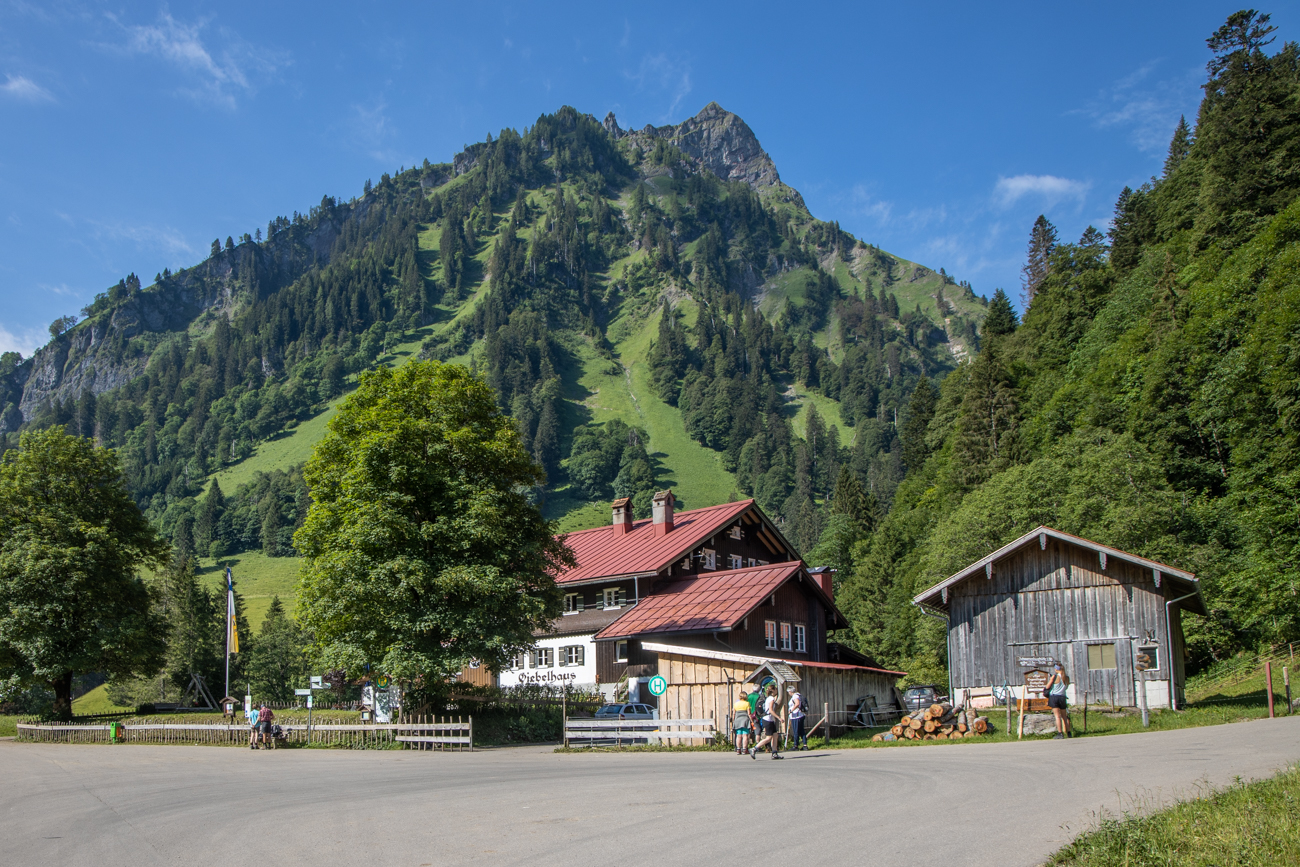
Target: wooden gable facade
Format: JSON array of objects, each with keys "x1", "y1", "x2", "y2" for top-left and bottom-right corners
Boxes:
[{"x1": 914, "y1": 526, "x2": 1206, "y2": 710}]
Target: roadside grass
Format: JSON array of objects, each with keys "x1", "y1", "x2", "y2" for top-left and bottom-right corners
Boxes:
[
  {"x1": 0, "y1": 716, "x2": 17, "y2": 737},
  {"x1": 195, "y1": 551, "x2": 301, "y2": 630},
  {"x1": 1047, "y1": 764, "x2": 1300, "y2": 867}
]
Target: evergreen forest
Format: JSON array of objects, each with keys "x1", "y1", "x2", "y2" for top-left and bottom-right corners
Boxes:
[{"x1": 1, "y1": 10, "x2": 1297, "y2": 693}]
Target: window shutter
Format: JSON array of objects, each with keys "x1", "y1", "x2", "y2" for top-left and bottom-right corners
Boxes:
[
  {"x1": 619, "y1": 588, "x2": 627, "y2": 606},
  {"x1": 577, "y1": 595, "x2": 584, "y2": 612},
  {"x1": 577, "y1": 645, "x2": 585, "y2": 666},
  {"x1": 596, "y1": 594, "x2": 605, "y2": 610}
]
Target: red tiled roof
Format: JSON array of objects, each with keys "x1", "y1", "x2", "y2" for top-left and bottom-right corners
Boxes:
[
  {"x1": 557, "y1": 499, "x2": 757, "y2": 585},
  {"x1": 594, "y1": 562, "x2": 803, "y2": 640}
]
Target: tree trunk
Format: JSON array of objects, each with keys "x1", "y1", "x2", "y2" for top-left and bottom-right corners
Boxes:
[{"x1": 52, "y1": 672, "x2": 74, "y2": 721}]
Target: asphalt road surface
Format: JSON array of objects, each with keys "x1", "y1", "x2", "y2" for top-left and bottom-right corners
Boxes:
[{"x1": 3, "y1": 717, "x2": 1298, "y2": 867}]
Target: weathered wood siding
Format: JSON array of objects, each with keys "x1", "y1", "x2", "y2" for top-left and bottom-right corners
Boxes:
[
  {"x1": 947, "y1": 537, "x2": 1179, "y2": 705},
  {"x1": 656, "y1": 652, "x2": 902, "y2": 743}
]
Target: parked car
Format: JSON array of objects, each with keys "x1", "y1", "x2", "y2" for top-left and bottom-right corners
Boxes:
[
  {"x1": 901, "y1": 685, "x2": 947, "y2": 714},
  {"x1": 594, "y1": 703, "x2": 657, "y2": 719}
]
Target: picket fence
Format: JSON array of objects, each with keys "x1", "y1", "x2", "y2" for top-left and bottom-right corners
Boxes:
[
  {"x1": 16, "y1": 715, "x2": 472, "y2": 750},
  {"x1": 562, "y1": 717, "x2": 716, "y2": 748}
]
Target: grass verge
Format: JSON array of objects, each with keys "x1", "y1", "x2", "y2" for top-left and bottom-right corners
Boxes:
[{"x1": 1047, "y1": 764, "x2": 1300, "y2": 866}]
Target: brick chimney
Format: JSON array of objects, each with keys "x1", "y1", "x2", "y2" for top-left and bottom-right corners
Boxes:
[
  {"x1": 651, "y1": 490, "x2": 675, "y2": 536},
  {"x1": 809, "y1": 566, "x2": 836, "y2": 604},
  {"x1": 611, "y1": 497, "x2": 633, "y2": 535}
]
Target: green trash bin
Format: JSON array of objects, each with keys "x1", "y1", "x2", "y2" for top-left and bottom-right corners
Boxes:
[{"x1": 109, "y1": 721, "x2": 122, "y2": 743}]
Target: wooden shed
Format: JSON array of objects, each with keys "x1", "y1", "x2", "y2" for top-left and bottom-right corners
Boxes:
[
  {"x1": 913, "y1": 526, "x2": 1206, "y2": 710},
  {"x1": 645, "y1": 642, "x2": 904, "y2": 740}
]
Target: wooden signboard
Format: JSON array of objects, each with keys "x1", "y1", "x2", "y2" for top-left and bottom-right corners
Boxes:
[{"x1": 1017, "y1": 669, "x2": 1050, "y2": 738}]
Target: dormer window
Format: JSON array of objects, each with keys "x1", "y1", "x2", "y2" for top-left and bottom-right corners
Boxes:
[{"x1": 601, "y1": 587, "x2": 626, "y2": 609}]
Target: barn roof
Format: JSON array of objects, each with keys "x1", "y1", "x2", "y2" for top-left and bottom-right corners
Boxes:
[
  {"x1": 913, "y1": 525, "x2": 1206, "y2": 616},
  {"x1": 555, "y1": 498, "x2": 794, "y2": 585},
  {"x1": 594, "y1": 561, "x2": 846, "y2": 640}
]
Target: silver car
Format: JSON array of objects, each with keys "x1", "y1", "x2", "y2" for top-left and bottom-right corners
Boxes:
[{"x1": 594, "y1": 703, "x2": 657, "y2": 719}]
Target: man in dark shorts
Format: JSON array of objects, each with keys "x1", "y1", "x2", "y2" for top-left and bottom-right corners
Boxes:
[{"x1": 258, "y1": 704, "x2": 276, "y2": 749}]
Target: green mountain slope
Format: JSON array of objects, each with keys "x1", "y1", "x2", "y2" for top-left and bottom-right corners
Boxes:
[
  {"x1": 0, "y1": 102, "x2": 986, "y2": 628},
  {"x1": 839, "y1": 14, "x2": 1300, "y2": 675}
]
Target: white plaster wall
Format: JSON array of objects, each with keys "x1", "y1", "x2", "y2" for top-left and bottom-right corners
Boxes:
[{"x1": 499, "y1": 633, "x2": 596, "y2": 688}]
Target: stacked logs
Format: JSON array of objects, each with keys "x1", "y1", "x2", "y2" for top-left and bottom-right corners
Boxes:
[{"x1": 873, "y1": 703, "x2": 993, "y2": 742}]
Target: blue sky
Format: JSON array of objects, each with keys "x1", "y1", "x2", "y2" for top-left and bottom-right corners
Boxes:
[{"x1": 0, "y1": 1, "x2": 1282, "y2": 355}]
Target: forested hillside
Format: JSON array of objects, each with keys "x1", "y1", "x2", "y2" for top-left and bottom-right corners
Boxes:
[
  {"x1": 0, "y1": 101, "x2": 979, "y2": 601},
  {"x1": 841, "y1": 10, "x2": 1300, "y2": 678}
]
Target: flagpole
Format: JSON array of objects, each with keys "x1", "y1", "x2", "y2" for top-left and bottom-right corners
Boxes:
[{"x1": 225, "y1": 567, "x2": 232, "y2": 700}]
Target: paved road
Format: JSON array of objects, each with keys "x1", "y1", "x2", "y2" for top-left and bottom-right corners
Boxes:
[{"x1": 3, "y1": 717, "x2": 1298, "y2": 867}]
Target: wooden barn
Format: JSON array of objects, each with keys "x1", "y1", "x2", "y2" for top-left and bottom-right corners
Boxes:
[{"x1": 913, "y1": 526, "x2": 1205, "y2": 710}]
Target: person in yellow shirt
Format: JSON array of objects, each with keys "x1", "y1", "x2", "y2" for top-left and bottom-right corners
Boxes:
[{"x1": 733, "y1": 687, "x2": 754, "y2": 754}]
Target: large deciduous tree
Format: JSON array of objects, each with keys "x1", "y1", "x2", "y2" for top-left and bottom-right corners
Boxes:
[
  {"x1": 0, "y1": 427, "x2": 169, "y2": 718},
  {"x1": 294, "y1": 361, "x2": 573, "y2": 695}
]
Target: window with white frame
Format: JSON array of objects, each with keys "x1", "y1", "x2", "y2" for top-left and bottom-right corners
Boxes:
[
  {"x1": 728, "y1": 525, "x2": 742, "y2": 540},
  {"x1": 561, "y1": 645, "x2": 584, "y2": 666},
  {"x1": 727, "y1": 554, "x2": 743, "y2": 570},
  {"x1": 702, "y1": 549, "x2": 716, "y2": 570},
  {"x1": 794, "y1": 624, "x2": 807, "y2": 653},
  {"x1": 602, "y1": 587, "x2": 625, "y2": 609},
  {"x1": 758, "y1": 560, "x2": 769, "y2": 566},
  {"x1": 764, "y1": 620, "x2": 777, "y2": 650},
  {"x1": 615, "y1": 640, "x2": 629, "y2": 662},
  {"x1": 746, "y1": 558, "x2": 758, "y2": 568},
  {"x1": 509, "y1": 653, "x2": 524, "y2": 670},
  {"x1": 680, "y1": 556, "x2": 692, "y2": 571},
  {"x1": 532, "y1": 647, "x2": 553, "y2": 668},
  {"x1": 564, "y1": 593, "x2": 581, "y2": 614},
  {"x1": 780, "y1": 622, "x2": 792, "y2": 651}
]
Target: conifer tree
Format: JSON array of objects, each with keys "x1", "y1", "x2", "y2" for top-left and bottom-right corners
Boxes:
[
  {"x1": 194, "y1": 480, "x2": 225, "y2": 554},
  {"x1": 900, "y1": 376, "x2": 936, "y2": 472},
  {"x1": 1164, "y1": 115, "x2": 1193, "y2": 177},
  {"x1": 982, "y1": 289, "x2": 1018, "y2": 337},
  {"x1": 950, "y1": 343, "x2": 1020, "y2": 490},
  {"x1": 1020, "y1": 216, "x2": 1058, "y2": 310}
]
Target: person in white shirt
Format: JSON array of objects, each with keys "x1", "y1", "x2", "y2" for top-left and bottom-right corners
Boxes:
[
  {"x1": 748, "y1": 685, "x2": 785, "y2": 760},
  {"x1": 788, "y1": 690, "x2": 808, "y2": 750}
]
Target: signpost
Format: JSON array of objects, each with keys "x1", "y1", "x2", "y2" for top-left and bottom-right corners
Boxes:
[
  {"x1": 1135, "y1": 650, "x2": 1151, "y2": 727},
  {"x1": 648, "y1": 675, "x2": 667, "y2": 697},
  {"x1": 1018, "y1": 669, "x2": 1048, "y2": 739}
]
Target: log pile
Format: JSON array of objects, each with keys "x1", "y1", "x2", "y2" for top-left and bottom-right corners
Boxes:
[{"x1": 872, "y1": 703, "x2": 994, "y2": 742}]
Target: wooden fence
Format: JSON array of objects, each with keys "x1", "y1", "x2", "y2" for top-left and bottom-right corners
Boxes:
[
  {"x1": 16, "y1": 716, "x2": 472, "y2": 750},
  {"x1": 563, "y1": 717, "x2": 716, "y2": 748}
]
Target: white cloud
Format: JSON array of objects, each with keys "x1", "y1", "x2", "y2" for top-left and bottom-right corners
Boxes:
[
  {"x1": 994, "y1": 174, "x2": 1091, "y2": 208},
  {"x1": 0, "y1": 323, "x2": 45, "y2": 357},
  {"x1": 1073, "y1": 60, "x2": 1202, "y2": 155},
  {"x1": 89, "y1": 219, "x2": 196, "y2": 257},
  {"x1": 0, "y1": 74, "x2": 54, "y2": 102},
  {"x1": 106, "y1": 11, "x2": 287, "y2": 108},
  {"x1": 625, "y1": 53, "x2": 692, "y2": 122}
]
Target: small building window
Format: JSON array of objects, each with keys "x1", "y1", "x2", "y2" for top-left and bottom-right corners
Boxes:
[
  {"x1": 727, "y1": 554, "x2": 743, "y2": 570},
  {"x1": 602, "y1": 587, "x2": 625, "y2": 609},
  {"x1": 747, "y1": 558, "x2": 758, "y2": 568},
  {"x1": 764, "y1": 620, "x2": 777, "y2": 650},
  {"x1": 1087, "y1": 644, "x2": 1117, "y2": 670},
  {"x1": 562, "y1": 645, "x2": 584, "y2": 666},
  {"x1": 615, "y1": 640, "x2": 629, "y2": 662},
  {"x1": 680, "y1": 556, "x2": 692, "y2": 571},
  {"x1": 1137, "y1": 644, "x2": 1161, "y2": 672},
  {"x1": 728, "y1": 525, "x2": 742, "y2": 540},
  {"x1": 532, "y1": 647, "x2": 553, "y2": 668},
  {"x1": 758, "y1": 560, "x2": 769, "y2": 566},
  {"x1": 702, "y1": 549, "x2": 716, "y2": 570},
  {"x1": 780, "y1": 622, "x2": 792, "y2": 651},
  {"x1": 794, "y1": 624, "x2": 807, "y2": 653},
  {"x1": 564, "y1": 593, "x2": 581, "y2": 614},
  {"x1": 509, "y1": 653, "x2": 524, "y2": 670}
]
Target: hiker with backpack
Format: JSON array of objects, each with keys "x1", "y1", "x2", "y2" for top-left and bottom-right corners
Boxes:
[
  {"x1": 733, "y1": 687, "x2": 754, "y2": 754},
  {"x1": 248, "y1": 705, "x2": 261, "y2": 750},
  {"x1": 748, "y1": 685, "x2": 785, "y2": 760},
  {"x1": 788, "y1": 688, "x2": 809, "y2": 750}
]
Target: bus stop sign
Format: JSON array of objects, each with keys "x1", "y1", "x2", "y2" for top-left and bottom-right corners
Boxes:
[{"x1": 648, "y1": 675, "x2": 667, "y2": 696}]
